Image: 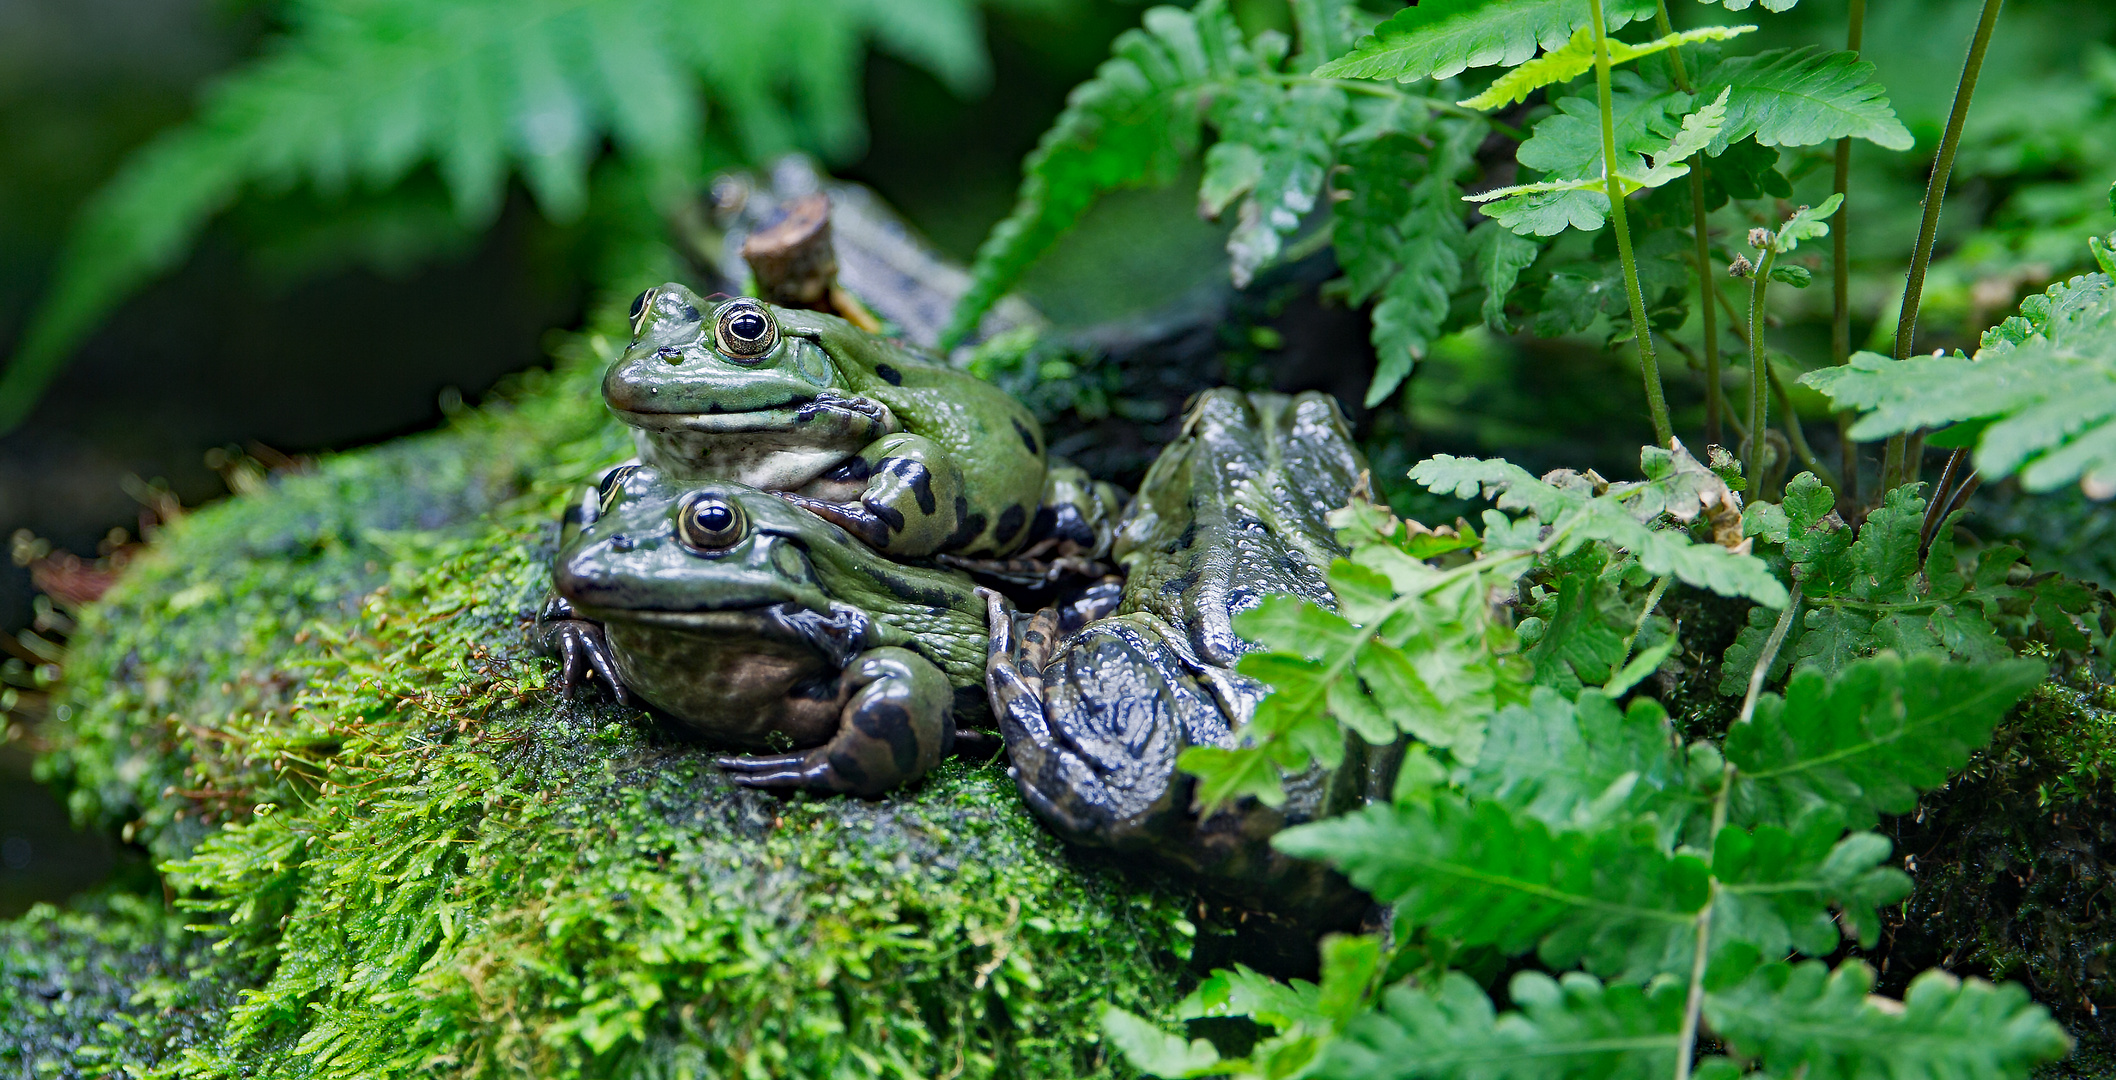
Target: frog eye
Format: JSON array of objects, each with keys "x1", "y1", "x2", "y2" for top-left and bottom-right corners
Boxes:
[
  {"x1": 714, "y1": 298, "x2": 779, "y2": 359},
  {"x1": 596, "y1": 464, "x2": 639, "y2": 515},
  {"x1": 629, "y1": 288, "x2": 659, "y2": 337},
  {"x1": 676, "y1": 492, "x2": 747, "y2": 553}
]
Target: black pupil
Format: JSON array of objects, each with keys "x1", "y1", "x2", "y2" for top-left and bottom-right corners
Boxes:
[
  {"x1": 729, "y1": 312, "x2": 767, "y2": 342},
  {"x1": 696, "y1": 503, "x2": 735, "y2": 534}
]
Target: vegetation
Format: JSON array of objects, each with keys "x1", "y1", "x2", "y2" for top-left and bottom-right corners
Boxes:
[{"x1": 7, "y1": 0, "x2": 2116, "y2": 1076}]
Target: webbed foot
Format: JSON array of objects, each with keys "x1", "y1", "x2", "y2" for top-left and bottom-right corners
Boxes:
[
  {"x1": 717, "y1": 646, "x2": 955, "y2": 797},
  {"x1": 543, "y1": 610, "x2": 629, "y2": 704}
]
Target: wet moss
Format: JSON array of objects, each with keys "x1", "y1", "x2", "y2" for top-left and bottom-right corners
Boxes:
[
  {"x1": 7, "y1": 335, "x2": 1189, "y2": 1077},
  {"x1": 1872, "y1": 675, "x2": 2116, "y2": 1075}
]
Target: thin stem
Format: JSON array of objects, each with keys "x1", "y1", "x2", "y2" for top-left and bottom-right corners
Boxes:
[
  {"x1": 1918, "y1": 449, "x2": 1964, "y2": 553},
  {"x1": 1832, "y1": 0, "x2": 1868, "y2": 504},
  {"x1": 1745, "y1": 249, "x2": 1777, "y2": 494},
  {"x1": 1654, "y1": 0, "x2": 1723, "y2": 449},
  {"x1": 1620, "y1": 576, "x2": 1672, "y2": 663},
  {"x1": 1592, "y1": 0, "x2": 1674, "y2": 448},
  {"x1": 1884, "y1": 0, "x2": 2006, "y2": 493},
  {"x1": 1675, "y1": 586, "x2": 1803, "y2": 1080}
]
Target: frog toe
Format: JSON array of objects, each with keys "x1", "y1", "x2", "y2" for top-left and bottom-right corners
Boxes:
[{"x1": 548, "y1": 618, "x2": 628, "y2": 705}]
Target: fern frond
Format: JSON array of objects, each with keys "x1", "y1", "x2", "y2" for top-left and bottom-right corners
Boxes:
[
  {"x1": 1408, "y1": 446, "x2": 1790, "y2": 607},
  {"x1": 1695, "y1": 46, "x2": 1914, "y2": 152},
  {"x1": 1724, "y1": 653, "x2": 2047, "y2": 831},
  {"x1": 1275, "y1": 795, "x2": 1710, "y2": 980},
  {"x1": 1805, "y1": 270, "x2": 2116, "y2": 496},
  {"x1": 1321, "y1": 971, "x2": 1685, "y2": 1080},
  {"x1": 1707, "y1": 962, "x2": 2071, "y2": 1080},
  {"x1": 1459, "y1": 25, "x2": 1754, "y2": 111},
  {"x1": 940, "y1": 1, "x2": 1255, "y2": 348},
  {"x1": 1315, "y1": 0, "x2": 1658, "y2": 84},
  {"x1": 0, "y1": 0, "x2": 997, "y2": 430}
]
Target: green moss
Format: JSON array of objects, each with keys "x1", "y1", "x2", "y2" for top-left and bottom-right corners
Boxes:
[{"x1": 9, "y1": 333, "x2": 1189, "y2": 1077}]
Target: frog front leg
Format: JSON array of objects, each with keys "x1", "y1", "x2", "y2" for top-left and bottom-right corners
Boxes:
[
  {"x1": 538, "y1": 596, "x2": 629, "y2": 704},
  {"x1": 781, "y1": 433, "x2": 967, "y2": 558},
  {"x1": 717, "y1": 646, "x2": 955, "y2": 797}
]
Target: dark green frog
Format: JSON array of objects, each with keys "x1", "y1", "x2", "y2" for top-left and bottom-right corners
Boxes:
[
  {"x1": 605, "y1": 283, "x2": 1060, "y2": 559},
  {"x1": 546, "y1": 465, "x2": 990, "y2": 796},
  {"x1": 986, "y1": 390, "x2": 1395, "y2": 921}
]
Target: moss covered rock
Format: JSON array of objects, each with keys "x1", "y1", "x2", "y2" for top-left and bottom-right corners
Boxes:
[{"x1": 5, "y1": 339, "x2": 1190, "y2": 1078}]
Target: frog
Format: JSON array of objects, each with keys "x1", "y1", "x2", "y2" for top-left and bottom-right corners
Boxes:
[
  {"x1": 603, "y1": 282, "x2": 1070, "y2": 561},
  {"x1": 984, "y1": 389, "x2": 1397, "y2": 922},
  {"x1": 544, "y1": 464, "x2": 995, "y2": 796}
]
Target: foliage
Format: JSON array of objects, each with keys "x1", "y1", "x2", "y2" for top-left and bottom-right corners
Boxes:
[
  {"x1": 0, "y1": 0, "x2": 1031, "y2": 431},
  {"x1": 1721, "y1": 472, "x2": 2110, "y2": 693},
  {"x1": 1806, "y1": 260, "x2": 2116, "y2": 499}
]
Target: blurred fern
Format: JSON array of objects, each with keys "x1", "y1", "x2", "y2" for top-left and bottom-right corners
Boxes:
[{"x1": 0, "y1": 0, "x2": 1017, "y2": 431}]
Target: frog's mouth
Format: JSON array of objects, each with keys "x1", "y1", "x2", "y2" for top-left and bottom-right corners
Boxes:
[
  {"x1": 611, "y1": 390, "x2": 896, "y2": 434},
  {"x1": 576, "y1": 601, "x2": 874, "y2": 670}
]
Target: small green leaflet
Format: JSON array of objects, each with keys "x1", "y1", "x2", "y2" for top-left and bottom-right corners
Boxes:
[
  {"x1": 1470, "y1": 88, "x2": 1730, "y2": 223},
  {"x1": 1317, "y1": 0, "x2": 1658, "y2": 83},
  {"x1": 1768, "y1": 193, "x2": 1844, "y2": 254},
  {"x1": 1460, "y1": 25, "x2": 1755, "y2": 111},
  {"x1": 1101, "y1": 1007, "x2": 1223, "y2": 1078},
  {"x1": 1322, "y1": 971, "x2": 1686, "y2": 1080}
]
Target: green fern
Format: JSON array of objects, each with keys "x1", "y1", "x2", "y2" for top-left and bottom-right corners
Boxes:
[
  {"x1": 1314, "y1": 0, "x2": 1658, "y2": 84},
  {"x1": 1804, "y1": 264, "x2": 2116, "y2": 498},
  {"x1": 1721, "y1": 472, "x2": 2107, "y2": 691},
  {"x1": 0, "y1": 0, "x2": 1005, "y2": 431}
]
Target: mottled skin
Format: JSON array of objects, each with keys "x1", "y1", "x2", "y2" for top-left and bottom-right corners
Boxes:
[
  {"x1": 986, "y1": 390, "x2": 1393, "y2": 921},
  {"x1": 548, "y1": 466, "x2": 989, "y2": 796},
  {"x1": 605, "y1": 283, "x2": 1053, "y2": 559}
]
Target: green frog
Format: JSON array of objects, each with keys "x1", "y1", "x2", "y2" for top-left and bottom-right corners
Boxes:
[
  {"x1": 545, "y1": 464, "x2": 991, "y2": 796},
  {"x1": 986, "y1": 390, "x2": 1395, "y2": 921},
  {"x1": 606, "y1": 283, "x2": 1061, "y2": 560}
]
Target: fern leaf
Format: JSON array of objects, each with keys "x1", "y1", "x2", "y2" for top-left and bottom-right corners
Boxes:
[
  {"x1": 1805, "y1": 272, "x2": 2116, "y2": 496},
  {"x1": 1101, "y1": 1008, "x2": 1224, "y2": 1078},
  {"x1": 1322, "y1": 971, "x2": 1685, "y2": 1080},
  {"x1": 1206, "y1": 82, "x2": 1348, "y2": 286},
  {"x1": 1696, "y1": 47, "x2": 1914, "y2": 152},
  {"x1": 1483, "y1": 70, "x2": 1689, "y2": 235},
  {"x1": 1712, "y1": 823, "x2": 1911, "y2": 958},
  {"x1": 0, "y1": 0, "x2": 999, "y2": 431},
  {"x1": 1459, "y1": 25, "x2": 1754, "y2": 111},
  {"x1": 1276, "y1": 795, "x2": 1709, "y2": 979},
  {"x1": 1408, "y1": 448, "x2": 1790, "y2": 607},
  {"x1": 1364, "y1": 117, "x2": 1481, "y2": 405},
  {"x1": 1468, "y1": 688, "x2": 1700, "y2": 835},
  {"x1": 1315, "y1": 0, "x2": 1657, "y2": 83},
  {"x1": 1706, "y1": 962, "x2": 2070, "y2": 1080},
  {"x1": 1723, "y1": 653, "x2": 2047, "y2": 831},
  {"x1": 1698, "y1": 0, "x2": 1800, "y2": 10},
  {"x1": 1466, "y1": 222, "x2": 1542, "y2": 331},
  {"x1": 942, "y1": 1, "x2": 1255, "y2": 347}
]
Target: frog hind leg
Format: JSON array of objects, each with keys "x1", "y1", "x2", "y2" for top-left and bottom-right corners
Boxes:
[
  {"x1": 781, "y1": 433, "x2": 967, "y2": 558},
  {"x1": 717, "y1": 646, "x2": 955, "y2": 797}
]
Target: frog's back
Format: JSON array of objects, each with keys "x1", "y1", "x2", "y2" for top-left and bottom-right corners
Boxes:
[{"x1": 1113, "y1": 389, "x2": 1368, "y2": 666}]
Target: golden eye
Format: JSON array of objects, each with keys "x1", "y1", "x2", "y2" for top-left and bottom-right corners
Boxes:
[
  {"x1": 714, "y1": 298, "x2": 779, "y2": 359},
  {"x1": 676, "y1": 492, "x2": 746, "y2": 552},
  {"x1": 629, "y1": 288, "x2": 660, "y2": 337}
]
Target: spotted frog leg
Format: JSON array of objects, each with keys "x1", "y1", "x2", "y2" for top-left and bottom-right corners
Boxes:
[
  {"x1": 540, "y1": 596, "x2": 628, "y2": 704},
  {"x1": 716, "y1": 646, "x2": 957, "y2": 797}
]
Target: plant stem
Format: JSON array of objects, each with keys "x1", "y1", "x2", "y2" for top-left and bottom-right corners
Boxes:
[
  {"x1": 1832, "y1": 0, "x2": 1868, "y2": 503},
  {"x1": 1883, "y1": 0, "x2": 2006, "y2": 493},
  {"x1": 1675, "y1": 585, "x2": 1802, "y2": 1080},
  {"x1": 1591, "y1": 0, "x2": 1673, "y2": 448},
  {"x1": 1745, "y1": 249, "x2": 1777, "y2": 495},
  {"x1": 1654, "y1": 0, "x2": 1724, "y2": 448}
]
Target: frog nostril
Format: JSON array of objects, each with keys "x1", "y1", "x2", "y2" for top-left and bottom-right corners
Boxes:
[
  {"x1": 655, "y1": 346, "x2": 682, "y2": 364},
  {"x1": 609, "y1": 534, "x2": 635, "y2": 552}
]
